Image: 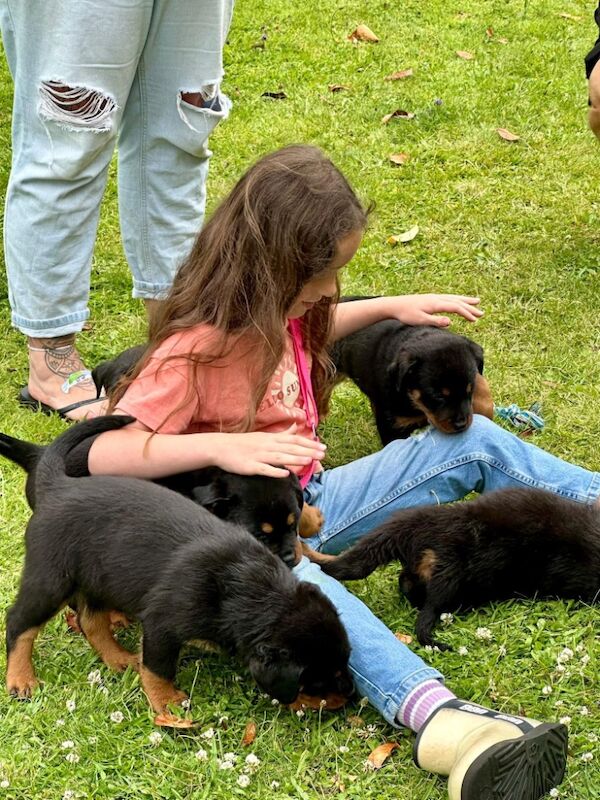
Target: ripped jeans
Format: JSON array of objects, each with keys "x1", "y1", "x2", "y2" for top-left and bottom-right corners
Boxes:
[{"x1": 0, "y1": 0, "x2": 233, "y2": 336}]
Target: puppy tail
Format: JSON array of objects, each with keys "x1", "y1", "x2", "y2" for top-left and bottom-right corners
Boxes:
[
  {"x1": 320, "y1": 518, "x2": 408, "y2": 581},
  {"x1": 34, "y1": 415, "x2": 135, "y2": 498},
  {"x1": 0, "y1": 432, "x2": 44, "y2": 473}
]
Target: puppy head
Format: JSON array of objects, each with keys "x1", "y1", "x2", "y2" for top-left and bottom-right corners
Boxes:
[
  {"x1": 254, "y1": 582, "x2": 354, "y2": 704},
  {"x1": 192, "y1": 473, "x2": 303, "y2": 568},
  {"x1": 392, "y1": 337, "x2": 482, "y2": 434}
]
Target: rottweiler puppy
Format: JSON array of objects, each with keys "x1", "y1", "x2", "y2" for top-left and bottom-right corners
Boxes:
[
  {"x1": 0, "y1": 430, "x2": 321, "y2": 568},
  {"x1": 320, "y1": 488, "x2": 600, "y2": 650},
  {"x1": 330, "y1": 300, "x2": 493, "y2": 444},
  {"x1": 5, "y1": 416, "x2": 353, "y2": 721},
  {"x1": 91, "y1": 344, "x2": 146, "y2": 396}
]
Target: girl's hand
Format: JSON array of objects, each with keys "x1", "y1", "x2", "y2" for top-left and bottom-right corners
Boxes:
[
  {"x1": 212, "y1": 424, "x2": 326, "y2": 478},
  {"x1": 386, "y1": 294, "x2": 483, "y2": 327}
]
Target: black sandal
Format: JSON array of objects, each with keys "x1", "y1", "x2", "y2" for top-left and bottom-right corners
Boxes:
[{"x1": 18, "y1": 387, "x2": 105, "y2": 421}]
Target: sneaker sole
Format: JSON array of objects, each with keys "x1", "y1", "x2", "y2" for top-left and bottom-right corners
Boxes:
[{"x1": 461, "y1": 722, "x2": 568, "y2": 800}]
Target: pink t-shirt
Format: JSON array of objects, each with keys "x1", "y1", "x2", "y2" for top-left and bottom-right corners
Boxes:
[{"x1": 116, "y1": 324, "x2": 320, "y2": 482}]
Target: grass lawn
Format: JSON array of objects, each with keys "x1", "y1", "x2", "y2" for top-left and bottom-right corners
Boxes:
[{"x1": 0, "y1": 0, "x2": 599, "y2": 797}]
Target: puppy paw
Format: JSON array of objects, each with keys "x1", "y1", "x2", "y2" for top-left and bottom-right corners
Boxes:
[
  {"x1": 154, "y1": 712, "x2": 198, "y2": 729},
  {"x1": 108, "y1": 610, "x2": 131, "y2": 630},
  {"x1": 299, "y1": 504, "x2": 325, "y2": 538},
  {"x1": 7, "y1": 675, "x2": 39, "y2": 700},
  {"x1": 65, "y1": 609, "x2": 82, "y2": 634},
  {"x1": 104, "y1": 651, "x2": 140, "y2": 673}
]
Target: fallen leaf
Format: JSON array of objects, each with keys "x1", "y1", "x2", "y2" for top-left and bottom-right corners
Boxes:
[
  {"x1": 289, "y1": 692, "x2": 349, "y2": 711},
  {"x1": 389, "y1": 153, "x2": 410, "y2": 166},
  {"x1": 388, "y1": 225, "x2": 419, "y2": 245},
  {"x1": 456, "y1": 50, "x2": 474, "y2": 60},
  {"x1": 348, "y1": 715, "x2": 365, "y2": 727},
  {"x1": 348, "y1": 24, "x2": 379, "y2": 43},
  {"x1": 366, "y1": 742, "x2": 400, "y2": 769},
  {"x1": 261, "y1": 91, "x2": 287, "y2": 100},
  {"x1": 241, "y1": 720, "x2": 257, "y2": 746},
  {"x1": 154, "y1": 713, "x2": 197, "y2": 728},
  {"x1": 485, "y1": 27, "x2": 494, "y2": 38},
  {"x1": 558, "y1": 12, "x2": 581, "y2": 20},
  {"x1": 381, "y1": 108, "x2": 415, "y2": 124},
  {"x1": 395, "y1": 632, "x2": 414, "y2": 644},
  {"x1": 82, "y1": 321, "x2": 94, "y2": 332},
  {"x1": 384, "y1": 68, "x2": 413, "y2": 81},
  {"x1": 497, "y1": 37, "x2": 508, "y2": 44},
  {"x1": 328, "y1": 83, "x2": 350, "y2": 92},
  {"x1": 497, "y1": 127, "x2": 520, "y2": 142}
]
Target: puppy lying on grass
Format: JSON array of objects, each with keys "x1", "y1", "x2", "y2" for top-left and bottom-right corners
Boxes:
[
  {"x1": 320, "y1": 488, "x2": 600, "y2": 650},
  {"x1": 5, "y1": 416, "x2": 353, "y2": 723}
]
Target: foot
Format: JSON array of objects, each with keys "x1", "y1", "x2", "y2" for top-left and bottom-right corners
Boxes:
[
  {"x1": 414, "y1": 699, "x2": 568, "y2": 800},
  {"x1": 27, "y1": 335, "x2": 106, "y2": 420}
]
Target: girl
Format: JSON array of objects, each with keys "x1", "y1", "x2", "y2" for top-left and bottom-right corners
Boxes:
[{"x1": 88, "y1": 145, "x2": 595, "y2": 800}]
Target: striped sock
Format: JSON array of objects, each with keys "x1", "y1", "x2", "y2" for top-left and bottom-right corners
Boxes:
[{"x1": 397, "y1": 680, "x2": 456, "y2": 732}]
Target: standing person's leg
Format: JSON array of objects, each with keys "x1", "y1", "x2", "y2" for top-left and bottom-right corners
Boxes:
[
  {"x1": 585, "y1": 3, "x2": 600, "y2": 139},
  {"x1": 0, "y1": 0, "x2": 154, "y2": 419},
  {"x1": 117, "y1": 0, "x2": 234, "y2": 306}
]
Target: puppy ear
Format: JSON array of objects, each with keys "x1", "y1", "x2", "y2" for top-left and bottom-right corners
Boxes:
[
  {"x1": 191, "y1": 482, "x2": 231, "y2": 518},
  {"x1": 248, "y1": 645, "x2": 303, "y2": 704},
  {"x1": 388, "y1": 348, "x2": 419, "y2": 392},
  {"x1": 466, "y1": 340, "x2": 484, "y2": 374}
]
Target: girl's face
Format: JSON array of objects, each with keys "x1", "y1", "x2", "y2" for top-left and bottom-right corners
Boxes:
[{"x1": 287, "y1": 229, "x2": 363, "y2": 319}]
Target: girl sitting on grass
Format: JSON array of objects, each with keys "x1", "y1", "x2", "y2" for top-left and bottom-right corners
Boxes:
[{"x1": 88, "y1": 144, "x2": 597, "y2": 800}]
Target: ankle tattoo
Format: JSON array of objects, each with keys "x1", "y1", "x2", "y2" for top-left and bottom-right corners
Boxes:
[{"x1": 27, "y1": 336, "x2": 95, "y2": 392}]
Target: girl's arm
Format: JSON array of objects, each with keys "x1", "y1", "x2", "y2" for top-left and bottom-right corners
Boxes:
[
  {"x1": 331, "y1": 294, "x2": 483, "y2": 341},
  {"x1": 87, "y1": 420, "x2": 326, "y2": 480}
]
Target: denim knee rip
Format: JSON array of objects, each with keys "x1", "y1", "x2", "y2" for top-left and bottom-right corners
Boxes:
[
  {"x1": 38, "y1": 80, "x2": 117, "y2": 133},
  {"x1": 177, "y1": 82, "x2": 231, "y2": 141}
]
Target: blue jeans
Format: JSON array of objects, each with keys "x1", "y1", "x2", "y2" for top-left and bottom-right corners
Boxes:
[
  {"x1": 293, "y1": 416, "x2": 600, "y2": 726},
  {"x1": 0, "y1": 0, "x2": 233, "y2": 336}
]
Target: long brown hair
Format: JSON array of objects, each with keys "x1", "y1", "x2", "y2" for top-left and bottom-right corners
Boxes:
[{"x1": 110, "y1": 144, "x2": 370, "y2": 430}]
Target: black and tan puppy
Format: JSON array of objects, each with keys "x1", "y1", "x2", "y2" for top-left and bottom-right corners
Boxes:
[
  {"x1": 321, "y1": 488, "x2": 600, "y2": 650},
  {"x1": 91, "y1": 344, "x2": 146, "y2": 396},
  {"x1": 331, "y1": 303, "x2": 493, "y2": 444},
  {"x1": 5, "y1": 416, "x2": 353, "y2": 720},
  {"x1": 0, "y1": 431, "x2": 308, "y2": 568}
]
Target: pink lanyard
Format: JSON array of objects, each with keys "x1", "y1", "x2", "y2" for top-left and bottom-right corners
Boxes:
[{"x1": 288, "y1": 319, "x2": 319, "y2": 488}]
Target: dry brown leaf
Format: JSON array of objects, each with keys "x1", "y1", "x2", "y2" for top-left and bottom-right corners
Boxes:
[
  {"x1": 381, "y1": 108, "x2": 415, "y2": 124},
  {"x1": 367, "y1": 742, "x2": 400, "y2": 769},
  {"x1": 389, "y1": 153, "x2": 410, "y2": 166},
  {"x1": 388, "y1": 225, "x2": 419, "y2": 245},
  {"x1": 395, "y1": 631, "x2": 414, "y2": 644},
  {"x1": 328, "y1": 83, "x2": 350, "y2": 92},
  {"x1": 558, "y1": 12, "x2": 581, "y2": 20},
  {"x1": 384, "y1": 68, "x2": 413, "y2": 81},
  {"x1": 485, "y1": 27, "x2": 494, "y2": 38},
  {"x1": 497, "y1": 37, "x2": 508, "y2": 44},
  {"x1": 289, "y1": 692, "x2": 349, "y2": 711},
  {"x1": 497, "y1": 127, "x2": 520, "y2": 142},
  {"x1": 154, "y1": 713, "x2": 197, "y2": 728},
  {"x1": 241, "y1": 720, "x2": 257, "y2": 746},
  {"x1": 456, "y1": 50, "x2": 474, "y2": 60},
  {"x1": 348, "y1": 715, "x2": 365, "y2": 727},
  {"x1": 348, "y1": 24, "x2": 379, "y2": 43}
]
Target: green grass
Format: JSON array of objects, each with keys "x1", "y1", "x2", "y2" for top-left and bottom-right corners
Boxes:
[{"x1": 1, "y1": 0, "x2": 599, "y2": 797}]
